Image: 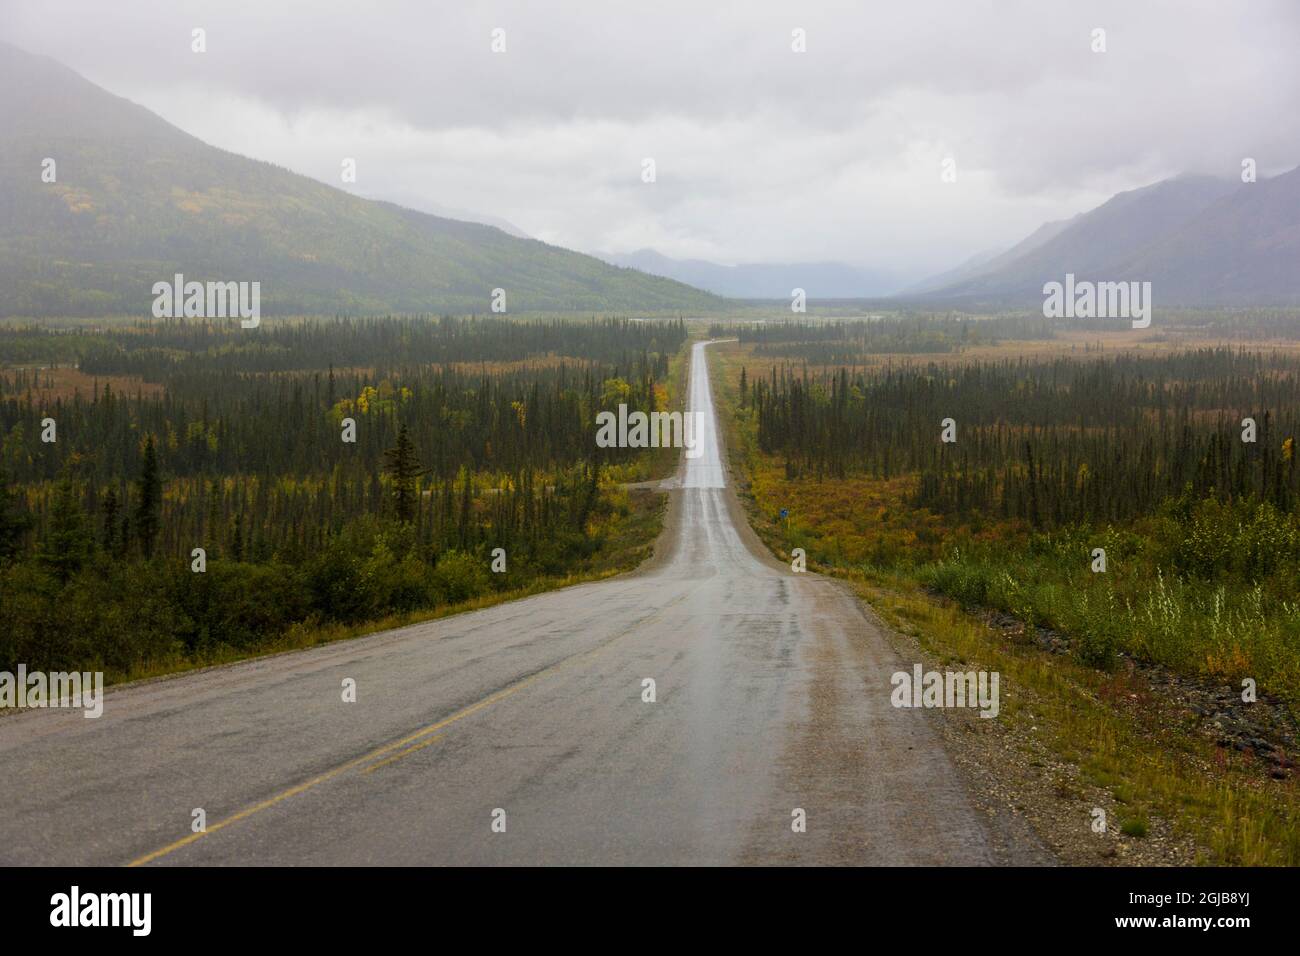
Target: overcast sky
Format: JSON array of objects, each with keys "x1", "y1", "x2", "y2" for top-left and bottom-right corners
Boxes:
[{"x1": 3, "y1": 0, "x2": 1297, "y2": 280}]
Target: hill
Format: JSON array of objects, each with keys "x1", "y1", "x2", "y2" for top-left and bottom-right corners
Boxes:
[
  {"x1": 911, "y1": 172, "x2": 1300, "y2": 307},
  {"x1": 0, "y1": 42, "x2": 720, "y2": 317}
]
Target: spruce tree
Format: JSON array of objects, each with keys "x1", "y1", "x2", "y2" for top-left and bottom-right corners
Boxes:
[
  {"x1": 0, "y1": 468, "x2": 31, "y2": 563},
  {"x1": 135, "y1": 435, "x2": 162, "y2": 558},
  {"x1": 100, "y1": 485, "x2": 120, "y2": 555},
  {"x1": 382, "y1": 423, "x2": 425, "y2": 523},
  {"x1": 42, "y1": 474, "x2": 91, "y2": 584}
]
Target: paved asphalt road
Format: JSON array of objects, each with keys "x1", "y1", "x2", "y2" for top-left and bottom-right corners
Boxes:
[{"x1": 0, "y1": 341, "x2": 1046, "y2": 866}]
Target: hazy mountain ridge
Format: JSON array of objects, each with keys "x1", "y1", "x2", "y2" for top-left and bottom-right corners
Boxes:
[
  {"x1": 597, "y1": 248, "x2": 905, "y2": 298},
  {"x1": 0, "y1": 42, "x2": 719, "y2": 317},
  {"x1": 1118, "y1": 165, "x2": 1300, "y2": 303},
  {"x1": 913, "y1": 172, "x2": 1299, "y2": 307},
  {"x1": 902, "y1": 217, "x2": 1076, "y2": 296}
]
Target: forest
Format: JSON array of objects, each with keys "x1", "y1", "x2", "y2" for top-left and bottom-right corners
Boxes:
[
  {"x1": 710, "y1": 313, "x2": 1057, "y2": 358},
  {"x1": 751, "y1": 348, "x2": 1300, "y2": 523},
  {"x1": 718, "y1": 317, "x2": 1300, "y2": 701},
  {"x1": 0, "y1": 315, "x2": 687, "y2": 679},
  {"x1": 710, "y1": 308, "x2": 1300, "y2": 362}
]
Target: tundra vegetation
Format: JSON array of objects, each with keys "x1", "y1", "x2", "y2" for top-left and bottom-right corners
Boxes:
[
  {"x1": 0, "y1": 315, "x2": 687, "y2": 681},
  {"x1": 711, "y1": 310, "x2": 1300, "y2": 865}
]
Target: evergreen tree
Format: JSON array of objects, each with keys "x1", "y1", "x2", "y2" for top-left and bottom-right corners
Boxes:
[
  {"x1": 100, "y1": 485, "x2": 120, "y2": 555},
  {"x1": 0, "y1": 467, "x2": 32, "y2": 563},
  {"x1": 205, "y1": 479, "x2": 223, "y2": 556},
  {"x1": 41, "y1": 473, "x2": 91, "y2": 584},
  {"x1": 457, "y1": 468, "x2": 473, "y2": 550},
  {"x1": 382, "y1": 423, "x2": 425, "y2": 523},
  {"x1": 135, "y1": 435, "x2": 162, "y2": 558}
]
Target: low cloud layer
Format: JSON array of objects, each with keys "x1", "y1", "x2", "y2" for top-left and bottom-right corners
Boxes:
[{"x1": 4, "y1": 0, "x2": 1296, "y2": 278}]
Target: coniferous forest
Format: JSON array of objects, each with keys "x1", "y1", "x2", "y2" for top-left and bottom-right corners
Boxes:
[
  {"x1": 750, "y1": 347, "x2": 1300, "y2": 524},
  {"x1": 0, "y1": 316, "x2": 687, "y2": 678},
  {"x1": 716, "y1": 317, "x2": 1300, "y2": 702}
]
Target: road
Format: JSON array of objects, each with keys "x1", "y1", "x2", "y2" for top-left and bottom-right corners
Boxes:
[{"x1": 0, "y1": 341, "x2": 1044, "y2": 865}]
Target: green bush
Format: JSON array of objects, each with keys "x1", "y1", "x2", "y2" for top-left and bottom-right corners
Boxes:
[
  {"x1": 168, "y1": 560, "x2": 310, "y2": 651},
  {"x1": 1, "y1": 558, "x2": 189, "y2": 675},
  {"x1": 432, "y1": 550, "x2": 490, "y2": 604}
]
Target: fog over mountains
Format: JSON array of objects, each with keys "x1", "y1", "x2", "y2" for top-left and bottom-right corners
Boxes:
[
  {"x1": 909, "y1": 170, "x2": 1300, "y2": 307},
  {"x1": 603, "y1": 169, "x2": 1300, "y2": 308},
  {"x1": 0, "y1": 42, "x2": 718, "y2": 317},
  {"x1": 2, "y1": 38, "x2": 1296, "y2": 316},
  {"x1": 594, "y1": 249, "x2": 906, "y2": 299}
]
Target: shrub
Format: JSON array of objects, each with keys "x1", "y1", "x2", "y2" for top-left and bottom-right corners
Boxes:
[{"x1": 432, "y1": 550, "x2": 490, "y2": 605}]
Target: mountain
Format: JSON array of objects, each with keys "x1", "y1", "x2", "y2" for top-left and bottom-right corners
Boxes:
[
  {"x1": 597, "y1": 248, "x2": 904, "y2": 298},
  {"x1": 904, "y1": 218, "x2": 1073, "y2": 295},
  {"x1": 912, "y1": 171, "x2": 1300, "y2": 307},
  {"x1": 0, "y1": 42, "x2": 719, "y2": 317},
  {"x1": 1117, "y1": 165, "x2": 1300, "y2": 304},
  {"x1": 902, "y1": 247, "x2": 1003, "y2": 296},
  {"x1": 378, "y1": 190, "x2": 533, "y2": 239},
  {"x1": 920, "y1": 175, "x2": 1240, "y2": 305}
]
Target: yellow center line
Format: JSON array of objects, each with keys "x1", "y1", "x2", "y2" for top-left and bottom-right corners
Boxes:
[
  {"x1": 127, "y1": 585, "x2": 699, "y2": 867},
  {"x1": 361, "y1": 732, "x2": 446, "y2": 774}
]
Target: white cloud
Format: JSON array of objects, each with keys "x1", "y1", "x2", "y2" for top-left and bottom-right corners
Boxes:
[{"x1": 3, "y1": 0, "x2": 1296, "y2": 277}]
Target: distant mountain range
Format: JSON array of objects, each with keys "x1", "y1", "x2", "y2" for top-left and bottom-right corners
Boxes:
[
  {"x1": 608, "y1": 160, "x2": 1300, "y2": 309},
  {"x1": 909, "y1": 171, "x2": 1300, "y2": 307},
  {"x1": 902, "y1": 219, "x2": 1072, "y2": 295},
  {"x1": 594, "y1": 248, "x2": 905, "y2": 298},
  {"x1": 0, "y1": 42, "x2": 719, "y2": 317},
  {"x1": 2, "y1": 41, "x2": 1294, "y2": 318}
]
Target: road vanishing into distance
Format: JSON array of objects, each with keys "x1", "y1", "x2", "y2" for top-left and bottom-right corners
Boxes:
[{"x1": 0, "y1": 341, "x2": 1046, "y2": 866}]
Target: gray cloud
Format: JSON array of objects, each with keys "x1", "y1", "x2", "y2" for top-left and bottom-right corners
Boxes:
[{"x1": 3, "y1": 0, "x2": 1297, "y2": 278}]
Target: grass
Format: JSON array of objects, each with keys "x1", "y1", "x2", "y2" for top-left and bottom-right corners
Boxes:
[
  {"x1": 824, "y1": 555, "x2": 1300, "y2": 865},
  {"x1": 1122, "y1": 818, "x2": 1151, "y2": 838},
  {"x1": 921, "y1": 547, "x2": 1300, "y2": 702}
]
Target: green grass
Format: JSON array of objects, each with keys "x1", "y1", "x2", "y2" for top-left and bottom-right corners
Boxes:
[
  {"x1": 921, "y1": 535, "x2": 1300, "y2": 707},
  {"x1": 1121, "y1": 818, "x2": 1151, "y2": 838}
]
